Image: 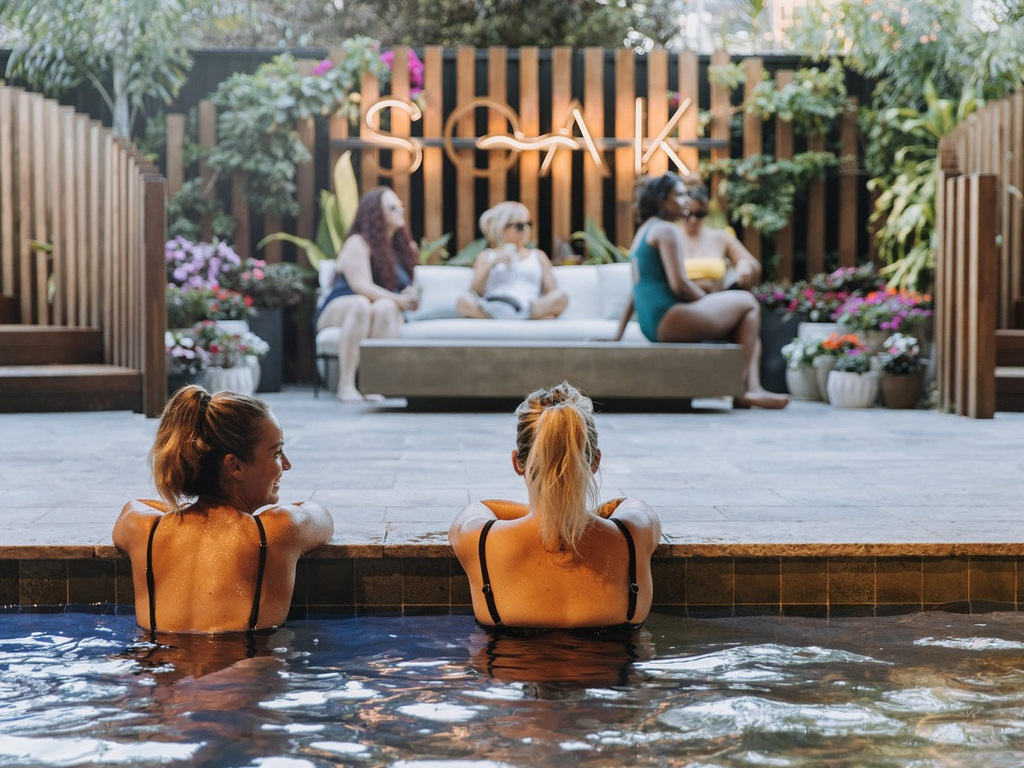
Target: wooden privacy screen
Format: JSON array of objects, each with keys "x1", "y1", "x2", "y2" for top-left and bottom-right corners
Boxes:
[
  {"x1": 167, "y1": 48, "x2": 863, "y2": 283},
  {"x1": 934, "y1": 90, "x2": 1024, "y2": 417},
  {"x1": 0, "y1": 81, "x2": 167, "y2": 417}
]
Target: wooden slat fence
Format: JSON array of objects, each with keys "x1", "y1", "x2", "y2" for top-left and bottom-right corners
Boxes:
[
  {"x1": 934, "y1": 90, "x2": 1024, "y2": 417},
  {"x1": 166, "y1": 48, "x2": 864, "y2": 286},
  {"x1": 0, "y1": 81, "x2": 167, "y2": 417}
]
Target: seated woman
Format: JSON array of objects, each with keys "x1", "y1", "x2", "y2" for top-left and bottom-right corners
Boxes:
[
  {"x1": 455, "y1": 202, "x2": 568, "y2": 320},
  {"x1": 315, "y1": 187, "x2": 419, "y2": 402},
  {"x1": 675, "y1": 175, "x2": 762, "y2": 293},
  {"x1": 112, "y1": 386, "x2": 334, "y2": 635},
  {"x1": 614, "y1": 172, "x2": 789, "y2": 410},
  {"x1": 449, "y1": 382, "x2": 661, "y2": 630}
]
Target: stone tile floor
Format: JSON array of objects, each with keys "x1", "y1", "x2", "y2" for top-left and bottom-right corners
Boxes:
[{"x1": 2, "y1": 389, "x2": 1023, "y2": 557}]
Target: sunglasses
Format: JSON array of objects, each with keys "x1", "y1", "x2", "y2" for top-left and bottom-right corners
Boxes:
[
  {"x1": 683, "y1": 210, "x2": 708, "y2": 220},
  {"x1": 508, "y1": 221, "x2": 532, "y2": 231}
]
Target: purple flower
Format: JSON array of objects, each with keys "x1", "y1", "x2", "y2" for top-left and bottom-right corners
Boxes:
[{"x1": 312, "y1": 59, "x2": 334, "y2": 77}]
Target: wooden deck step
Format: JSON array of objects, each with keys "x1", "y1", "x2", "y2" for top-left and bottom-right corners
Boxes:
[
  {"x1": 0, "y1": 364, "x2": 142, "y2": 412},
  {"x1": 0, "y1": 325, "x2": 104, "y2": 366},
  {"x1": 996, "y1": 365, "x2": 1024, "y2": 412},
  {"x1": 996, "y1": 329, "x2": 1024, "y2": 367},
  {"x1": 0, "y1": 296, "x2": 16, "y2": 324}
]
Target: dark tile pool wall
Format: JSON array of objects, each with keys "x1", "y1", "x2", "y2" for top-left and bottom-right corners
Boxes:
[{"x1": 1, "y1": 555, "x2": 1022, "y2": 615}]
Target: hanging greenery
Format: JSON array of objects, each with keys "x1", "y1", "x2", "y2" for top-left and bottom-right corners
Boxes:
[
  {"x1": 745, "y1": 60, "x2": 848, "y2": 137},
  {"x1": 206, "y1": 38, "x2": 389, "y2": 218}
]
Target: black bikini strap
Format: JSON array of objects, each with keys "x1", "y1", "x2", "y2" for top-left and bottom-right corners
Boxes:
[
  {"x1": 248, "y1": 515, "x2": 268, "y2": 632},
  {"x1": 478, "y1": 519, "x2": 502, "y2": 626},
  {"x1": 145, "y1": 515, "x2": 162, "y2": 635},
  {"x1": 611, "y1": 518, "x2": 639, "y2": 623}
]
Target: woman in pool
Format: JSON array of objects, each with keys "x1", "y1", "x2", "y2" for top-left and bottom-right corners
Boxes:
[
  {"x1": 449, "y1": 382, "x2": 661, "y2": 630},
  {"x1": 614, "y1": 172, "x2": 788, "y2": 410},
  {"x1": 113, "y1": 385, "x2": 334, "y2": 635},
  {"x1": 315, "y1": 187, "x2": 419, "y2": 402},
  {"x1": 455, "y1": 201, "x2": 567, "y2": 320}
]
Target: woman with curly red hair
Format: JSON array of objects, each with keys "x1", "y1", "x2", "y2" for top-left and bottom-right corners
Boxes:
[{"x1": 315, "y1": 188, "x2": 419, "y2": 401}]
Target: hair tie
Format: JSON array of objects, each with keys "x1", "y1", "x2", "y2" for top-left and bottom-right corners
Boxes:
[{"x1": 197, "y1": 392, "x2": 211, "y2": 431}]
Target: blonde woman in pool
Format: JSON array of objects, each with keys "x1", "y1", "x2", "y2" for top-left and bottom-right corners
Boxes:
[
  {"x1": 449, "y1": 382, "x2": 661, "y2": 630},
  {"x1": 455, "y1": 201, "x2": 568, "y2": 321},
  {"x1": 113, "y1": 386, "x2": 334, "y2": 635}
]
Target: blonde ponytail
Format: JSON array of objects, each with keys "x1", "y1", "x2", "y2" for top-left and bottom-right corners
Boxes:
[{"x1": 515, "y1": 382, "x2": 599, "y2": 553}]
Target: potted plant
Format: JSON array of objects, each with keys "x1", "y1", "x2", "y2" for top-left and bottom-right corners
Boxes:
[
  {"x1": 815, "y1": 332, "x2": 865, "y2": 403},
  {"x1": 222, "y1": 258, "x2": 315, "y2": 392},
  {"x1": 195, "y1": 322, "x2": 269, "y2": 396},
  {"x1": 754, "y1": 280, "x2": 801, "y2": 394},
  {"x1": 834, "y1": 288, "x2": 932, "y2": 353},
  {"x1": 827, "y1": 339, "x2": 878, "y2": 408},
  {"x1": 780, "y1": 336, "x2": 824, "y2": 401},
  {"x1": 877, "y1": 333, "x2": 927, "y2": 409},
  {"x1": 165, "y1": 330, "x2": 211, "y2": 396}
]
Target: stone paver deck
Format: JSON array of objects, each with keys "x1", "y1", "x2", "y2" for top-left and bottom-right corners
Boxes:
[{"x1": 2, "y1": 389, "x2": 1023, "y2": 560}]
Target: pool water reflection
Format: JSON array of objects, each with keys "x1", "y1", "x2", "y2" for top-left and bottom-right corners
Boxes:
[{"x1": 3, "y1": 610, "x2": 1024, "y2": 766}]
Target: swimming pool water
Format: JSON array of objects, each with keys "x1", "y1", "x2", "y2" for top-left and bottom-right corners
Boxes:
[{"x1": 2, "y1": 610, "x2": 1024, "y2": 766}]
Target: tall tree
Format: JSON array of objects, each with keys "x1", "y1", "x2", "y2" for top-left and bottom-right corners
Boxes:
[{"x1": 0, "y1": 0, "x2": 211, "y2": 137}]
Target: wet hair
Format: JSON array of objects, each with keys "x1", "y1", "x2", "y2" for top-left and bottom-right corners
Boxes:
[
  {"x1": 634, "y1": 172, "x2": 685, "y2": 224},
  {"x1": 479, "y1": 201, "x2": 530, "y2": 247},
  {"x1": 150, "y1": 385, "x2": 273, "y2": 510},
  {"x1": 514, "y1": 382, "x2": 600, "y2": 553},
  {"x1": 346, "y1": 187, "x2": 417, "y2": 291}
]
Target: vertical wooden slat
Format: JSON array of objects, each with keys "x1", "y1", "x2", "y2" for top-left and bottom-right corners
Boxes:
[
  {"x1": 360, "y1": 70, "x2": 380, "y2": 194},
  {"x1": 390, "y1": 47, "x2": 412, "y2": 206},
  {"x1": 935, "y1": 161, "x2": 959, "y2": 414},
  {"x1": 232, "y1": 174, "x2": 251, "y2": 257},
  {"x1": 0, "y1": 86, "x2": 15, "y2": 300},
  {"x1": 103, "y1": 134, "x2": 115, "y2": 360},
  {"x1": 74, "y1": 115, "x2": 89, "y2": 326},
  {"x1": 519, "y1": 47, "x2": 541, "y2": 234},
  {"x1": 550, "y1": 47, "x2": 573, "y2": 251},
  {"x1": 165, "y1": 113, "x2": 185, "y2": 200},
  {"x1": 17, "y1": 93, "x2": 34, "y2": 323},
  {"x1": 582, "y1": 48, "x2": 604, "y2": 229},
  {"x1": 741, "y1": 57, "x2": 763, "y2": 262},
  {"x1": 997, "y1": 99, "x2": 1011, "y2": 329},
  {"x1": 455, "y1": 47, "x2": 476, "y2": 249},
  {"x1": 295, "y1": 116, "x2": 316, "y2": 245},
  {"x1": 263, "y1": 213, "x2": 283, "y2": 263},
  {"x1": 422, "y1": 46, "x2": 444, "y2": 242},
  {"x1": 1012, "y1": 92, "x2": 1024, "y2": 313},
  {"x1": 144, "y1": 175, "x2": 167, "y2": 416},
  {"x1": 32, "y1": 97, "x2": 49, "y2": 324},
  {"x1": 966, "y1": 173, "x2": 998, "y2": 419},
  {"x1": 614, "y1": 48, "x2": 635, "y2": 246},
  {"x1": 487, "y1": 47, "x2": 507, "y2": 207},
  {"x1": 805, "y1": 134, "x2": 826, "y2": 276},
  {"x1": 646, "y1": 48, "x2": 669, "y2": 177},
  {"x1": 88, "y1": 122, "x2": 103, "y2": 327},
  {"x1": 773, "y1": 70, "x2": 795, "y2": 282},
  {"x1": 838, "y1": 99, "x2": 859, "y2": 270},
  {"x1": 198, "y1": 100, "x2": 216, "y2": 243},
  {"x1": 328, "y1": 46, "x2": 348, "y2": 188},
  {"x1": 60, "y1": 107, "x2": 78, "y2": 325},
  {"x1": 676, "y1": 50, "x2": 699, "y2": 175},
  {"x1": 709, "y1": 50, "x2": 731, "y2": 208},
  {"x1": 953, "y1": 174, "x2": 969, "y2": 415}
]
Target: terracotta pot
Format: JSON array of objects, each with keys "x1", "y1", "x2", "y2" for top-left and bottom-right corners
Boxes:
[
  {"x1": 880, "y1": 369, "x2": 925, "y2": 409},
  {"x1": 785, "y1": 367, "x2": 821, "y2": 401},
  {"x1": 827, "y1": 370, "x2": 879, "y2": 408}
]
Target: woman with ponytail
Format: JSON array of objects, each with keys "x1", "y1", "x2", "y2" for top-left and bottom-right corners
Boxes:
[
  {"x1": 449, "y1": 382, "x2": 660, "y2": 630},
  {"x1": 113, "y1": 385, "x2": 334, "y2": 635}
]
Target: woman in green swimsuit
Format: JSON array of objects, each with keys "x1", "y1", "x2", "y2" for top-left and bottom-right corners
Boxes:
[{"x1": 617, "y1": 172, "x2": 788, "y2": 410}]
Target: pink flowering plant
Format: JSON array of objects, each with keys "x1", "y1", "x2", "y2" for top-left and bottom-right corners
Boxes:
[
  {"x1": 380, "y1": 49, "x2": 425, "y2": 98},
  {"x1": 195, "y1": 322, "x2": 269, "y2": 369},
  {"x1": 878, "y1": 333, "x2": 925, "y2": 375},
  {"x1": 834, "y1": 289, "x2": 932, "y2": 333},
  {"x1": 165, "y1": 331, "x2": 211, "y2": 375},
  {"x1": 783, "y1": 265, "x2": 885, "y2": 322},
  {"x1": 166, "y1": 237, "x2": 243, "y2": 290},
  {"x1": 831, "y1": 339, "x2": 872, "y2": 374},
  {"x1": 220, "y1": 258, "x2": 313, "y2": 309}
]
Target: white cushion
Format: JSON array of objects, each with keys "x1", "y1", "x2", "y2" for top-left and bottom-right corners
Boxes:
[
  {"x1": 405, "y1": 265, "x2": 473, "y2": 321},
  {"x1": 317, "y1": 261, "x2": 337, "y2": 311},
  {"x1": 551, "y1": 265, "x2": 601, "y2": 320},
  {"x1": 597, "y1": 262, "x2": 634, "y2": 320}
]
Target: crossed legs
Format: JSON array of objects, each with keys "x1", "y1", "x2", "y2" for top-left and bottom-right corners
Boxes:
[
  {"x1": 316, "y1": 295, "x2": 404, "y2": 402},
  {"x1": 657, "y1": 292, "x2": 789, "y2": 409}
]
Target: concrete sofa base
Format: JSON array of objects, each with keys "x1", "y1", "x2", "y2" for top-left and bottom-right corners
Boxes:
[{"x1": 358, "y1": 339, "x2": 745, "y2": 402}]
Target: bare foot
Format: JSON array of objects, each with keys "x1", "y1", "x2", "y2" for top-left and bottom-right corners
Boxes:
[
  {"x1": 337, "y1": 387, "x2": 365, "y2": 403},
  {"x1": 735, "y1": 390, "x2": 790, "y2": 410},
  {"x1": 364, "y1": 393, "x2": 386, "y2": 402}
]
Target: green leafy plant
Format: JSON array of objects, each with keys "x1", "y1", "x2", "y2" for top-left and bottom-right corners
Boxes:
[
  {"x1": 207, "y1": 42, "x2": 387, "y2": 217},
  {"x1": 703, "y1": 152, "x2": 836, "y2": 237},
  {"x1": 832, "y1": 344, "x2": 872, "y2": 374},
  {"x1": 221, "y1": 259, "x2": 315, "y2": 310},
  {"x1": 194, "y1": 321, "x2": 269, "y2": 368},
  {"x1": 878, "y1": 333, "x2": 925, "y2": 375},
  {"x1": 167, "y1": 179, "x2": 235, "y2": 242},
  {"x1": 746, "y1": 60, "x2": 848, "y2": 137},
  {"x1": 445, "y1": 238, "x2": 489, "y2": 267},
  {"x1": 707, "y1": 61, "x2": 745, "y2": 91},
  {"x1": 418, "y1": 234, "x2": 453, "y2": 265},
  {"x1": 166, "y1": 286, "x2": 255, "y2": 328},
  {"x1": 257, "y1": 151, "x2": 361, "y2": 269},
  {"x1": 781, "y1": 336, "x2": 824, "y2": 370},
  {"x1": 0, "y1": 0, "x2": 210, "y2": 137},
  {"x1": 571, "y1": 218, "x2": 629, "y2": 264}
]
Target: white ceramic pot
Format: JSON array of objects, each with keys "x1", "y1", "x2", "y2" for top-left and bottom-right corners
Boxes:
[
  {"x1": 785, "y1": 367, "x2": 821, "y2": 401},
  {"x1": 826, "y1": 370, "x2": 879, "y2": 408},
  {"x1": 205, "y1": 365, "x2": 256, "y2": 396},
  {"x1": 813, "y1": 355, "x2": 837, "y2": 404}
]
